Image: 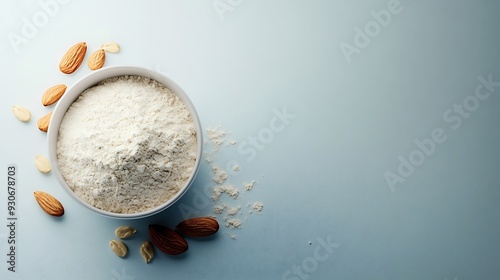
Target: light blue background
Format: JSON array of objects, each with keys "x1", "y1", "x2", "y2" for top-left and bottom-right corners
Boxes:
[{"x1": 1, "y1": 0, "x2": 499, "y2": 279}]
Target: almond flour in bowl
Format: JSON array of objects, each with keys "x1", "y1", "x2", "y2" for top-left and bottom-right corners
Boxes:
[{"x1": 48, "y1": 66, "x2": 202, "y2": 219}]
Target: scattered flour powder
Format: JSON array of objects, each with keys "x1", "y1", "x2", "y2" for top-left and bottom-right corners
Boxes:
[
  {"x1": 206, "y1": 126, "x2": 227, "y2": 150},
  {"x1": 226, "y1": 219, "x2": 242, "y2": 229},
  {"x1": 204, "y1": 125, "x2": 264, "y2": 239},
  {"x1": 244, "y1": 181, "x2": 256, "y2": 191},
  {"x1": 57, "y1": 75, "x2": 197, "y2": 214},
  {"x1": 252, "y1": 202, "x2": 264, "y2": 212},
  {"x1": 205, "y1": 125, "x2": 237, "y2": 150},
  {"x1": 212, "y1": 185, "x2": 239, "y2": 201},
  {"x1": 211, "y1": 165, "x2": 228, "y2": 184}
]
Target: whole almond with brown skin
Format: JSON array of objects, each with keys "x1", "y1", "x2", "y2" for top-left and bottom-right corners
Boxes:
[
  {"x1": 37, "y1": 112, "x2": 52, "y2": 132},
  {"x1": 59, "y1": 42, "x2": 87, "y2": 74},
  {"x1": 34, "y1": 191, "x2": 64, "y2": 216},
  {"x1": 87, "y1": 49, "x2": 105, "y2": 70},
  {"x1": 149, "y1": 224, "x2": 188, "y2": 255},
  {"x1": 42, "y1": 84, "x2": 67, "y2": 106},
  {"x1": 176, "y1": 217, "x2": 219, "y2": 237}
]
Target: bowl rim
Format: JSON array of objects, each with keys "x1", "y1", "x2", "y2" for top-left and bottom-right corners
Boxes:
[{"x1": 47, "y1": 65, "x2": 203, "y2": 219}]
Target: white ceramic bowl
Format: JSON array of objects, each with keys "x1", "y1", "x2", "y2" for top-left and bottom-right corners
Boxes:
[{"x1": 47, "y1": 66, "x2": 202, "y2": 219}]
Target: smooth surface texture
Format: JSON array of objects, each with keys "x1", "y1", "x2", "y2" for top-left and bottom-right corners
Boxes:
[{"x1": 1, "y1": 1, "x2": 499, "y2": 279}]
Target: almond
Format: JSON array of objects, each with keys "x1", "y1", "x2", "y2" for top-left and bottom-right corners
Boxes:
[
  {"x1": 42, "y1": 84, "x2": 67, "y2": 106},
  {"x1": 33, "y1": 191, "x2": 64, "y2": 216},
  {"x1": 11, "y1": 106, "x2": 31, "y2": 122},
  {"x1": 176, "y1": 217, "x2": 219, "y2": 237},
  {"x1": 149, "y1": 224, "x2": 188, "y2": 255},
  {"x1": 110, "y1": 240, "x2": 128, "y2": 258},
  {"x1": 59, "y1": 42, "x2": 87, "y2": 74},
  {"x1": 140, "y1": 241, "x2": 154, "y2": 263},
  {"x1": 115, "y1": 226, "x2": 137, "y2": 239},
  {"x1": 35, "y1": 154, "x2": 51, "y2": 173},
  {"x1": 37, "y1": 112, "x2": 52, "y2": 132},
  {"x1": 100, "y1": 41, "x2": 121, "y2": 53},
  {"x1": 87, "y1": 49, "x2": 105, "y2": 70}
]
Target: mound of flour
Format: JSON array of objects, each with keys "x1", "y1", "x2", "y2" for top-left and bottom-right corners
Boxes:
[{"x1": 57, "y1": 75, "x2": 197, "y2": 214}]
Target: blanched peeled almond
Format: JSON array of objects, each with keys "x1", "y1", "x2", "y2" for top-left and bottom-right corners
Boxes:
[
  {"x1": 11, "y1": 106, "x2": 31, "y2": 122},
  {"x1": 110, "y1": 240, "x2": 128, "y2": 258},
  {"x1": 140, "y1": 241, "x2": 154, "y2": 263},
  {"x1": 100, "y1": 42, "x2": 120, "y2": 53},
  {"x1": 115, "y1": 226, "x2": 137, "y2": 239},
  {"x1": 35, "y1": 155, "x2": 51, "y2": 173}
]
